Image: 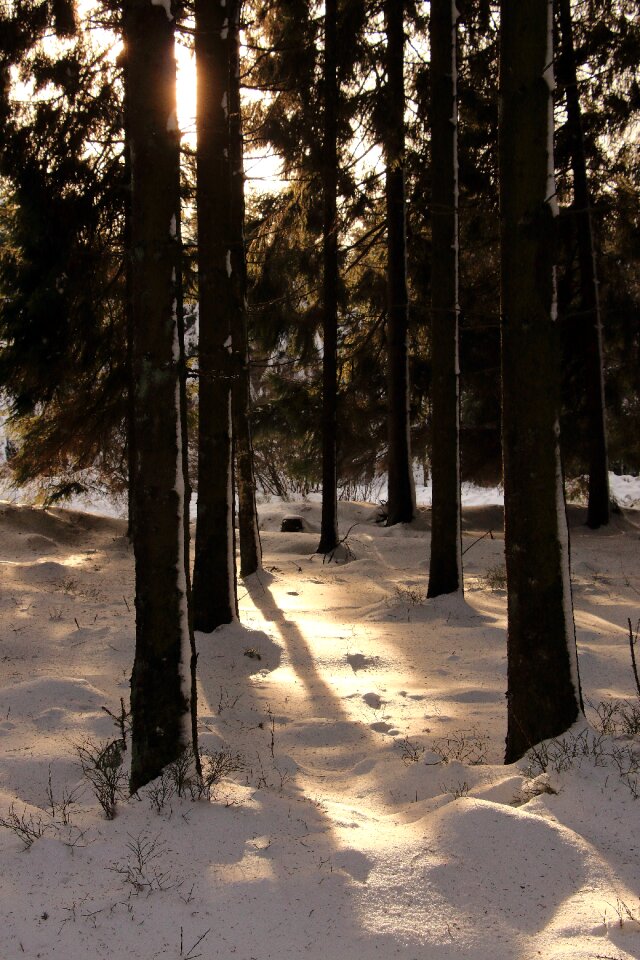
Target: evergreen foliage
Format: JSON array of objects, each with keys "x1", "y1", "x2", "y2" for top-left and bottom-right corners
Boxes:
[
  {"x1": 0, "y1": 0, "x2": 127, "y2": 500},
  {"x1": 0, "y1": 0, "x2": 638, "y2": 502}
]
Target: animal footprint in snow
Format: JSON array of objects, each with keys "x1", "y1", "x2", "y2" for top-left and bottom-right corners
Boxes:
[
  {"x1": 347, "y1": 653, "x2": 368, "y2": 673},
  {"x1": 370, "y1": 720, "x2": 400, "y2": 736},
  {"x1": 363, "y1": 691, "x2": 383, "y2": 710},
  {"x1": 347, "y1": 653, "x2": 380, "y2": 673}
]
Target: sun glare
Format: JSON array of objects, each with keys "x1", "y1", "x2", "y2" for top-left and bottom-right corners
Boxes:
[{"x1": 176, "y1": 39, "x2": 197, "y2": 142}]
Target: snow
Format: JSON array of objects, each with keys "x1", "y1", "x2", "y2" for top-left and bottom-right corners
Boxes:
[
  {"x1": 0, "y1": 491, "x2": 639, "y2": 959},
  {"x1": 150, "y1": 0, "x2": 173, "y2": 21},
  {"x1": 166, "y1": 109, "x2": 179, "y2": 134}
]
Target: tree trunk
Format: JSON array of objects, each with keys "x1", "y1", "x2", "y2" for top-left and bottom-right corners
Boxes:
[
  {"x1": 317, "y1": 0, "x2": 340, "y2": 554},
  {"x1": 427, "y1": 0, "x2": 462, "y2": 598},
  {"x1": 556, "y1": 0, "x2": 609, "y2": 528},
  {"x1": 384, "y1": 0, "x2": 415, "y2": 527},
  {"x1": 499, "y1": 0, "x2": 583, "y2": 764},
  {"x1": 124, "y1": 0, "x2": 193, "y2": 793},
  {"x1": 174, "y1": 203, "x2": 200, "y2": 774},
  {"x1": 122, "y1": 74, "x2": 135, "y2": 541},
  {"x1": 192, "y1": 0, "x2": 238, "y2": 630},
  {"x1": 228, "y1": 0, "x2": 262, "y2": 577}
]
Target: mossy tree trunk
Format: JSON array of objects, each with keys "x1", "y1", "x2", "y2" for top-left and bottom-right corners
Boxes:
[
  {"x1": 427, "y1": 0, "x2": 462, "y2": 597},
  {"x1": 499, "y1": 0, "x2": 583, "y2": 764},
  {"x1": 125, "y1": 0, "x2": 194, "y2": 793}
]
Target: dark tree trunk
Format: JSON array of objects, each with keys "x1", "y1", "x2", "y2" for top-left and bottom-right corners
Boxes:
[
  {"x1": 317, "y1": 0, "x2": 339, "y2": 554},
  {"x1": 174, "y1": 208, "x2": 200, "y2": 773},
  {"x1": 384, "y1": 0, "x2": 415, "y2": 527},
  {"x1": 122, "y1": 76, "x2": 135, "y2": 541},
  {"x1": 228, "y1": 0, "x2": 262, "y2": 577},
  {"x1": 192, "y1": 0, "x2": 238, "y2": 630},
  {"x1": 557, "y1": 0, "x2": 609, "y2": 528},
  {"x1": 427, "y1": 0, "x2": 462, "y2": 598},
  {"x1": 124, "y1": 0, "x2": 193, "y2": 793},
  {"x1": 500, "y1": 0, "x2": 583, "y2": 764}
]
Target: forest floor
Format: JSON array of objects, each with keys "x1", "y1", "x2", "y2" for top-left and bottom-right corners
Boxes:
[{"x1": 0, "y1": 488, "x2": 639, "y2": 959}]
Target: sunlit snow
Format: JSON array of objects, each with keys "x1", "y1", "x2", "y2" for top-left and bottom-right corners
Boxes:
[{"x1": 0, "y1": 487, "x2": 638, "y2": 959}]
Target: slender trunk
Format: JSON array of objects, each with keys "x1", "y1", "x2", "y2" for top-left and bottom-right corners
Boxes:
[
  {"x1": 427, "y1": 0, "x2": 462, "y2": 598},
  {"x1": 557, "y1": 0, "x2": 609, "y2": 528},
  {"x1": 122, "y1": 75, "x2": 135, "y2": 541},
  {"x1": 125, "y1": 0, "x2": 193, "y2": 792},
  {"x1": 192, "y1": 0, "x2": 238, "y2": 630},
  {"x1": 174, "y1": 210, "x2": 200, "y2": 772},
  {"x1": 228, "y1": 0, "x2": 262, "y2": 577},
  {"x1": 385, "y1": 0, "x2": 415, "y2": 527},
  {"x1": 500, "y1": 0, "x2": 582, "y2": 764},
  {"x1": 317, "y1": 0, "x2": 339, "y2": 554}
]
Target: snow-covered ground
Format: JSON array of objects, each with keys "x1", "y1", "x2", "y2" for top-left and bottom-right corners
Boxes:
[{"x1": 0, "y1": 493, "x2": 639, "y2": 959}]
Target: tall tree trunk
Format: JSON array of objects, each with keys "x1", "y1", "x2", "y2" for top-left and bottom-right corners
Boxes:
[
  {"x1": 229, "y1": 0, "x2": 262, "y2": 577},
  {"x1": 122, "y1": 73, "x2": 135, "y2": 541},
  {"x1": 192, "y1": 0, "x2": 238, "y2": 630},
  {"x1": 124, "y1": 0, "x2": 193, "y2": 793},
  {"x1": 500, "y1": 0, "x2": 583, "y2": 764},
  {"x1": 427, "y1": 0, "x2": 462, "y2": 598},
  {"x1": 317, "y1": 0, "x2": 339, "y2": 554},
  {"x1": 384, "y1": 0, "x2": 415, "y2": 527},
  {"x1": 174, "y1": 207, "x2": 200, "y2": 774},
  {"x1": 557, "y1": 0, "x2": 609, "y2": 528}
]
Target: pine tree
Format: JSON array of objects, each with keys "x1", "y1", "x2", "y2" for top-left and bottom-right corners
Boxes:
[
  {"x1": 427, "y1": 0, "x2": 462, "y2": 597},
  {"x1": 124, "y1": 0, "x2": 195, "y2": 791},
  {"x1": 499, "y1": 0, "x2": 583, "y2": 763}
]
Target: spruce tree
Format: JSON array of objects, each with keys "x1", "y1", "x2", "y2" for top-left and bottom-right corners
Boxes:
[
  {"x1": 192, "y1": 0, "x2": 238, "y2": 630},
  {"x1": 556, "y1": 0, "x2": 609, "y2": 527},
  {"x1": 229, "y1": 0, "x2": 262, "y2": 577},
  {"x1": 427, "y1": 0, "x2": 462, "y2": 597},
  {"x1": 384, "y1": 0, "x2": 415, "y2": 526},
  {"x1": 124, "y1": 0, "x2": 195, "y2": 791},
  {"x1": 0, "y1": 1, "x2": 129, "y2": 502},
  {"x1": 317, "y1": 0, "x2": 340, "y2": 553},
  {"x1": 499, "y1": 0, "x2": 583, "y2": 763}
]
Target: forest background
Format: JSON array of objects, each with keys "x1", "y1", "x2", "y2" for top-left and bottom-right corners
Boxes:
[
  {"x1": 0, "y1": 0, "x2": 638, "y2": 509},
  {"x1": 0, "y1": 3, "x2": 640, "y2": 956}
]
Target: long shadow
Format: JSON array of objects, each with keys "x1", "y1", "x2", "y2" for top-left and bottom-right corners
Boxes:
[{"x1": 244, "y1": 570, "x2": 359, "y2": 734}]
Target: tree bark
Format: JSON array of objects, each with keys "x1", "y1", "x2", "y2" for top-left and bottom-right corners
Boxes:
[
  {"x1": 228, "y1": 0, "x2": 262, "y2": 577},
  {"x1": 174, "y1": 199, "x2": 200, "y2": 774},
  {"x1": 124, "y1": 0, "x2": 193, "y2": 793},
  {"x1": 122, "y1": 71, "x2": 135, "y2": 541},
  {"x1": 500, "y1": 0, "x2": 583, "y2": 764},
  {"x1": 427, "y1": 0, "x2": 462, "y2": 598},
  {"x1": 384, "y1": 0, "x2": 415, "y2": 527},
  {"x1": 192, "y1": 0, "x2": 238, "y2": 630},
  {"x1": 556, "y1": 0, "x2": 609, "y2": 528},
  {"x1": 317, "y1": 0, "x2": 340, "y2": 554}
]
